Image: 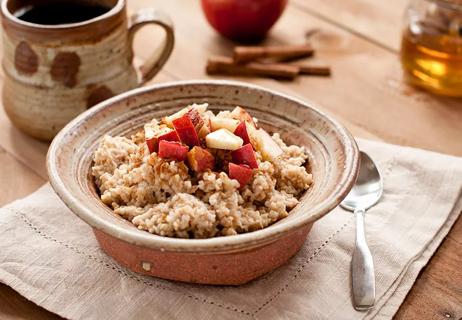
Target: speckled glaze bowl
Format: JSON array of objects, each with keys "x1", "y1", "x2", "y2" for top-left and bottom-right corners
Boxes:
[{"x1": 47, "y1": 80, "x2": 359, "y2": 285}]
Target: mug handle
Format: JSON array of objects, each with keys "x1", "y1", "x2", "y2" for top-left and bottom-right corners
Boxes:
[{"x1": 128, "y1": 9, "x2": 175, "y2": 85}]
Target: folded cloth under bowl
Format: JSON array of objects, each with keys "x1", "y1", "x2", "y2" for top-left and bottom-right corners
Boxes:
[{"x1": 0, "y1": 138, "x2": 461, "y2": 320}]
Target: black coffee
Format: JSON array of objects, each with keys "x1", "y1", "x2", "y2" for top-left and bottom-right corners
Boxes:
[{"x1": 14, "y1": 3, "x2": 111, "y2": 25}]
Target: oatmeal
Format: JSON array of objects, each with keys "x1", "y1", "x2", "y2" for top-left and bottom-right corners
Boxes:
[{"x1": 92, "y1": 104, "x2": 312, "y2": 238}]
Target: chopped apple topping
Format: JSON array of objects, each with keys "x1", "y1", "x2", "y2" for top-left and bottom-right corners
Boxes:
[
  {"x1": 158, "y1": 140, "x2": 189, "y2": 161},
  {"x1": 153, "y1": 105, "x2": 283, "y2": 173},
  {"x1": 231, "y1": 144, "x2": 258, "y2": 169},
  {"x1": 186, "y1": 108, "x2": 204, "y2": 132},
  {"x1": 256, "y1": 128, "x2": 283, "y2": 160},
  {"x1": 190, "y1": 103, "x2": 208, "y2": 113},
  {"x1": 163, "y1": 104, "x2": 208, "y2": 127},
  {"x1": 245, "y1": 122, "x2": 262, "y2": 149},
  {"x1": 144, "y1": 122, "x2": 158, "y2": 138},
  {"x1": 210, "y1": 117, "x2": 240, "y2": 132},
  {"x1": 163, "y1": 108, "x2": 189, "y2": 127},
  {"x1": 158, "y1": 130, "x2": 179, "y2": 143},
  {"x1": 230, "y1": 106, "x2": 256, "y2": 127},
  {"x1": 145, "y1": 125, "x2": 178, "y2": 153},
  {"x1": 233, "y1": 122, "x2": 251, "y2": 145},
  {"x1": 173, "y1": 114, "x2": 201, "y2": 147},
  {"x1": 228, "y1": 163, "x2": 253, "y2": 187},
  {"x1": 187, "y1": 146, "x2": 215, "y2": 172},
  {"x1": 198, "y1": 119, "x2": 211, "y2": 139},
  {"x1": 205, "y1": 128, "x2": 243, "y2": 150}
]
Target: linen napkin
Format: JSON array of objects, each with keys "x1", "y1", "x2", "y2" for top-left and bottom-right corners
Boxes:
[{"x1": 0, "y1": 138, "x2": 461, "y2": 320}]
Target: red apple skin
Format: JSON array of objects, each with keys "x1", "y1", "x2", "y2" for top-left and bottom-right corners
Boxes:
[
  {"x1": 146, "y1": 138, "x2": 157, "y2": 154},
  {"x1": 159, "y1": 130, "x2": 180, "y2": 143},
  {"x1": 201, "y1": 0, "x2": 288, "y2": 42},
  {"x1": 186, "y1": 108, "x2": 204, "y2": 132},
  {"x1": 233, "y1": 122, "x2": 251, "y2": 145},
  {"x1": 173, "y1": 115, "x2": 201, "y2": 147},
  {"x1": 231, "y1": 144, "x2": 258, "y2": 169},
  {"x1": 229, "y1": 163, "x2": 253, "y2": 187},
  {"x1": 198, "y1": 119, "x2": 211, "y2": 139},
  {"x1": 231, "y1": 107, "x2": 256, "y2": 127},
  {"x1": 146, "y1": 130, "x2": 180, "y2": 154},
  {"x1": 187, "y1": 146, "x2": 215, "y2": 172},
  {"x1": 158, "y1": 140, "x2": 189, "y2": 161}
]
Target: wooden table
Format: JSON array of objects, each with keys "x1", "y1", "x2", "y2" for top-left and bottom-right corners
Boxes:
[{"x1": 1, "y1": 0, "x2": 461, "y2": 319}]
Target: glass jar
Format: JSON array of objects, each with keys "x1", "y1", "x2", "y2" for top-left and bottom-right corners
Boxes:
[{"x1": 400, "y1": 0, "x2": 462, "y2": 96}]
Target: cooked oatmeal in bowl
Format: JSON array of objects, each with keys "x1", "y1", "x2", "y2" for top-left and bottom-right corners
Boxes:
[{"x1": 92, "y1": 104, "x2": 312, "y2": 239}]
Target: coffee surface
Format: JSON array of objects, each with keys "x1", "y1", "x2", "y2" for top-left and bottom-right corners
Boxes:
[{"x1": 14, "y1": 3, "x2": 111, "y2": 25}]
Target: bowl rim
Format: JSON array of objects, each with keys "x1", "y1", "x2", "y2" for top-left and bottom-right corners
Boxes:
[{"x1": 47, "y1": 80, "x2": 359, "y2": 253}]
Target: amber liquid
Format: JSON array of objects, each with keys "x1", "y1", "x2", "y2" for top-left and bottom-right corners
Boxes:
[{"x1": 400, "y1": 30, "x2": 462, "y2": 97}]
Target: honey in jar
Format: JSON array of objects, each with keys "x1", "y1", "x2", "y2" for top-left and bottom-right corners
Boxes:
[{"x1": 400, "y1": 0, "x2": 462, "y2": 97}]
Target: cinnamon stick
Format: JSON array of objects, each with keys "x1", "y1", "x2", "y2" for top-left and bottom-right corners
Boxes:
[
  {"x1": 233, "y1": 45, "x2": 314, "y2": 64},
  {"x1": 206, "y1": 56, "x2": 299, "y2": 80},
  {"x1": 296, "y1": 65, "x2": 331, "y2": 76}
]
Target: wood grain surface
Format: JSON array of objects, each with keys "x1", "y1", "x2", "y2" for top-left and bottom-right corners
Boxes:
[
  {"x1": 0, "y1": 0, "x2": 461, "y2": 319},
  {"x1": 292, "y1": 0, "x2": 406, "y2": 52}
]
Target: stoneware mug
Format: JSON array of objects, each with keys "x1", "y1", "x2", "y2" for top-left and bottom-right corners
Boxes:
[{"x1": 1, "y1": 0, "x2": 174, "y2": 141}]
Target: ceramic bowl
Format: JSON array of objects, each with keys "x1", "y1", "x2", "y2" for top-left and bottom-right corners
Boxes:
[{"x1": 47, "y1": 80, "x2": 359, "y2": 285}]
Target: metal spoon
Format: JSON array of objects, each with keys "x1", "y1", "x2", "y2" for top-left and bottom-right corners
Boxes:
[{"x1": 340, "y1": 151, "x2": 382, "y2": 311}]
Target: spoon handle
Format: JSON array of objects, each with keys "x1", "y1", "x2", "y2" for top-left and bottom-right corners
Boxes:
[{"x1": 352, "y1": 208, "x2": 375, "y2": 311}]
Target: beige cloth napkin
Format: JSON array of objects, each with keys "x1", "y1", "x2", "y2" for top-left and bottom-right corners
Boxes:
[{"x1": 0, "y1": 139, "x2": 461, "y2": 320}]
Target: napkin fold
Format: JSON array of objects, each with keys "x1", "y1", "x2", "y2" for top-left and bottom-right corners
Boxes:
[{"x1": 0, "y1": 139, "x2": 461, "y2": 320}]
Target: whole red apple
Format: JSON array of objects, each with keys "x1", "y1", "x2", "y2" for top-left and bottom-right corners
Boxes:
[{"x1": 201, "y1": 0, "x2": 288, "y2": 42}]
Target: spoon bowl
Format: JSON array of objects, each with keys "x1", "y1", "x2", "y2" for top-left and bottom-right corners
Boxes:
[{"x1": 341, "y1": 152, "x2": 383, "y2": 212}]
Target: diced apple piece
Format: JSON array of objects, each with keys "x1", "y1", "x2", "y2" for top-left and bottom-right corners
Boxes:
[
  {"x1": 231, "y1": 144, "x2": 258, "y2": 169},
  {"x1": 145, "y1": 125, "x2": 176, "y2": 154},
  {"x1": 187, "y1": 146, "x2": 215, "y2": 172},
  {"x1": 144, "y1": 124, "x2": 157, "y2": 153},
  {"x1": 216, "y1": 110, "x2": 231, "y2": 118},
  {"x1": 229, "y1": 163, "x2": 253, "y2": 187},
  {"x1": 230, "y1": 106, "x2": 256, "y2": 127},
  {"x1": 158, "y1": 129, "x2": 179, "y2": 145},
  {"x1": 257, "y1": 128, "x2": 284, "y2": 160},
  {"x1": 233, "y1": 122, "x2": 251, "y2": 145},
  {"x1": 210, "y1": 117, "x2": 240, "y2": 132},
  {"x1": 186, "y1": 108, "x2": 204, "y2": 132},
  {"x1": 144, "y1": 123, "x2": 157, "y2": 138},
  {"x1": 246, "y1": 122, "x2": 262, "y2": 149},
  {"x1": 158, "y1": 140, "x2": 188, "y2": 161},
  {"x1": 190, "y1": 103, "x2": 208, "y2": 113},
  {"x1": 163, "y1": 107, "x2": 189, "y2": 127},
  {"x1": 173, "y1": 115, "x2": 200, "y2": 147},
  {"x1": 163, "y1": 104, "x2": 208, "y2": 127},
  {"x1": 205, "y1": 128, "x2": 243, "y2": 150},
  {"x1": 146, "y1": 140, "x2": 156, "y2": 154},
  {"x1": 198, "y1": 119, "x2": 211, "y2": 139}
]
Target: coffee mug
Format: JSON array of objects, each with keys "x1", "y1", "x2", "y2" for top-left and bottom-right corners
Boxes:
[{"x1": 1, "y1": 0, "x2": 174, "y2": 141}]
